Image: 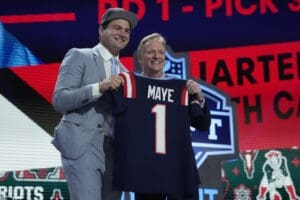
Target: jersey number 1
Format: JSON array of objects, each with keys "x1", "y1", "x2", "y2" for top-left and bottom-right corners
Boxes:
[{"x1": 152, "y1": 104, "x2": 166, "y2": 154}]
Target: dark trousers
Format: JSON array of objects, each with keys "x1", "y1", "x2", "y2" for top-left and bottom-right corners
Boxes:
[
  {"x1": 135, "y1": 193, "x2": 168, "y2": 200},
  {"x1": 135, "y1": 192, "x2": 197, "y2": 200}
]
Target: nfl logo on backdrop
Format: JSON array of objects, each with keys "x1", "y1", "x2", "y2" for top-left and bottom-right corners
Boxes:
[{"x1": 164, "y1": 48, "x2": 238, "y2": 168}]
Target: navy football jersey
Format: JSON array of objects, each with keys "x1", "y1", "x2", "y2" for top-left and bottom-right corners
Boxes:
[{"x1": 111, "y1": 72, "x2": 199, "y2": 198}]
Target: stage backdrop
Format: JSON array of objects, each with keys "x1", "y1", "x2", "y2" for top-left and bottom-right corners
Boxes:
[{"x1": 0, "y1": 1, "x2": 299, "y2": 200}]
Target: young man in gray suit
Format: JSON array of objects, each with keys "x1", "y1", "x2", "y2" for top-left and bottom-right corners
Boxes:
[{"x1": 52, "y1": 8, "x2": 138, "y2": 200}]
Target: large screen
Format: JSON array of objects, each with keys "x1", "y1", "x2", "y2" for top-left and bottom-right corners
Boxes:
[{"x1": 1, "y1": 0, "x2": 299, "y2": 151}]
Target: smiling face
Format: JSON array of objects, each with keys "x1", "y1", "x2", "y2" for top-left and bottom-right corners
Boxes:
[
  {"x1": 139, "y1": 37, "x2": 166, "y2": 78},
  {"x1": 99, "y1": 19, "x2": 131, "y2": 56}
]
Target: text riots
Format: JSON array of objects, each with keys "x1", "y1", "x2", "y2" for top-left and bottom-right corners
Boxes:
[{"x1": 0, "y1": 186, "x2": 43, "y2": 200}]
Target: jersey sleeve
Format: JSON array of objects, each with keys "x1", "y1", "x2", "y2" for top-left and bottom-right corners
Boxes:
[{"x1": 109, "y1": 72, "x2": 136, "y2": 114}]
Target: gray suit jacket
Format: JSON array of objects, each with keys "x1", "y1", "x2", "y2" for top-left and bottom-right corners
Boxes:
[{"x1": 52, "y1": 44, "x2": 127, "y2": 160}]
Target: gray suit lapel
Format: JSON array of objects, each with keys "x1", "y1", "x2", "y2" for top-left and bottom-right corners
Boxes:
[
  {"x1": 92, "y1": 44, "x2": 106, "y2": 81},
  {"x1": 92, "y1": 44, "x2": 128, "y2": 77}
]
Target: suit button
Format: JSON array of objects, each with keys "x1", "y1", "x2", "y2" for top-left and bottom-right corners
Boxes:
[{"x1": 97, "y1": 124, "x2": 102, "y2": 128}]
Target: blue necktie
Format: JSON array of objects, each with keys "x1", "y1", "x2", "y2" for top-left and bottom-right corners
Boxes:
[
  {"x1": 111, "y1": 57, "x2": 118, "y2": 76},
  {"x1": 110, "y1": 57, "x2": 118, "y2": 137}
]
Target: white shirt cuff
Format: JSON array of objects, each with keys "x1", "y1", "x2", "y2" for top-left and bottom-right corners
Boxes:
[{"x1": 92, "y1": 83, "x2": 102, "y2": 99}]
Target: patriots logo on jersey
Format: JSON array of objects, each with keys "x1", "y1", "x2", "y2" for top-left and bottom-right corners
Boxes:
[{"x1": 164, "y1": 48, "x2": 238, "y2": 168}]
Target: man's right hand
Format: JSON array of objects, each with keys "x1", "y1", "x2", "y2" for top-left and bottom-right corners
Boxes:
[{"x1": 99, "y1": 75, "x2": 124, "y2": 93}]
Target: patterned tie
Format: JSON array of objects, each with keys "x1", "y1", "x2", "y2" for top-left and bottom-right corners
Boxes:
[{"x1": 111, "y1": 57, "x2": 118, "y2": 76}]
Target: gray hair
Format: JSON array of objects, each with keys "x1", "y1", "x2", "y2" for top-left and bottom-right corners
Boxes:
[{"x1": 136, "y1": 33, "x2": 166, "y2": 60}]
